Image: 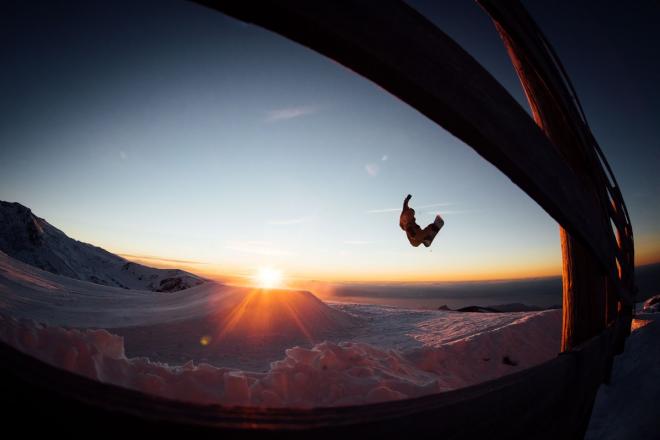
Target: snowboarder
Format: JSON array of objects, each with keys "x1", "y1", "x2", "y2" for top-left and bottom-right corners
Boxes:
[{"x1": 400, "y1": 194, "x2": 444, "y2": 247}]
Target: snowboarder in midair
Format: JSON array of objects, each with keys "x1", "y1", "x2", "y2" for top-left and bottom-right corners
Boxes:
[{"x1": 400, "y1": 194, "x2": 444, "y2": 247}]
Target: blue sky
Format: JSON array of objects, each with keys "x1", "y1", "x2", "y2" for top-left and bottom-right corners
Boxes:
[{"x1": 1, "y1": 1, "x2": 658, "y2": 282}]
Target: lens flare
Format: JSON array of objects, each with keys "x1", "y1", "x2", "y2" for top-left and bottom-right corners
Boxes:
[{"x1": 255, "y1": 267, "x2": 283, "y2": 289}]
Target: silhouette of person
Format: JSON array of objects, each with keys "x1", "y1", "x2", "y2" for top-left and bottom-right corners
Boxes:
[{"x1": 400, "y1": 194, "x2": 444, "y2": 247}]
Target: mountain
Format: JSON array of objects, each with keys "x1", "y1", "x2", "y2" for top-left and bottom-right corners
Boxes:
[
  {"x1": 0, "y1": 201, "x2": 205, "y2": 292},
  {"x1": 442, "y1": 303, "x2": 561, "y2": 313}
]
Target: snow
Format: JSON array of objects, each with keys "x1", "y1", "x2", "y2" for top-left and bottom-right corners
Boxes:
[
  {"x1": 0, "y1": 201, "x2": 205, "y2": 292},
  {"x1": 586, "y1": 313, "x2": 660, "y2": 439},
  {"x1": 0, "y1": 250, "x2": 562, "y2": 407},
  {"x1": 0, "y1": 311, "x2": 559, "y2": 407}
]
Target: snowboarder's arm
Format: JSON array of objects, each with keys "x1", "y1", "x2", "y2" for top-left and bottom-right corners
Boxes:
[{"x1": 403, "y1": 194, "x2": 412, "y2": 210}]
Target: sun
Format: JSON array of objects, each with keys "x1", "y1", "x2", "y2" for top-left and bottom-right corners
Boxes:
[{"x1": 254, "y1": 267, "x2": 283, "y2": 289}]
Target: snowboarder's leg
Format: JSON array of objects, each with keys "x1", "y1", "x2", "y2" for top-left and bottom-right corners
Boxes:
[
  {"x1": 409, "y1": 238, "x2": 423, "y2": 247},
  {"x1": 405, "y1": 225, "x2": 424, "y2": 247},
  {"x1": 434, "y1": 214, "x2": 445, "y2": 229},
  {"x1": 420, "y1": 217, "x2": 444, "y2": 247}
]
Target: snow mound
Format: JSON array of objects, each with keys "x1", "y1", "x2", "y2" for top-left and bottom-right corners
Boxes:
[
  {"x1": 209, "y1": 289, "x2": 357, "y2": 342},
  {"x1": 0, "y1": 308, "x2": 560, "y2": 407},
  {"x1": 0, "y1": 201, "x2": 205, "y2": 292},
  {"x1": 406, "y1": 311, "x2": 560, "y2": 387}
]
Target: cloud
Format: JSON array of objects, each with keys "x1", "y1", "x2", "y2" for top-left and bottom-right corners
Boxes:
[
  {"x1": 225, "y1": 241, "x2": 293, "y2": 256},
  {"x1": 382, "y1": 155, "x2": 388, "y2": 161},
  {"x1": 365, "y1": 163, "x2": 380, "y2": 176},
  {"x1": 413, "y1": 202, "x2": 454, "y2": 209},
  {"x1": 117, "y1": 254, "x2": 208, "y2": 265},
  {"x1": 424, "y1": 209, "x2": 481, "y2": 216},
  {"x1": 266, "y1": 106, "x2": 317, "y2": 122},
  {"x1": 267, "y1": 216, "x2": 312, "y2": 226},
  {"x1": 365, "y1": 207, "x2": 400, "y2": 214},
  {"x1": 366, "y1": 202, "x2": 453, "y2": 214},
  {"x1": 119, "y1": 150, "x2": 127, "y2": 160}
]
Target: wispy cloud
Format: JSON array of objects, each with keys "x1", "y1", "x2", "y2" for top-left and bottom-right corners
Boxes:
[
  {"x1": 366, "y1": 202, "x2": 453, "y2": 214},
  {"x1": 266, "y1": 105, "x2": 317, "y2": 122},
  {"x1": 381, "y1": 155, "x2": 388, "y2": 161},
  {"x1": 365, "y1": 163, "x2": 380, "y2": 176},
  {"x1": 411, "y1": 202, "x2": 454, "y2": 209},
  {"x1": 267, "y1": 216, "x2": 312, "y2": 226},
  {"x1": 225, "y1": 241, "x2": 293, "y2": 256},
  {"x1": 365, "y1": 207, "x2": 400, "y2": 214},
  {"x1": 118, "y1": 254, "x2": 208, "y2": 265},
  {"x1": 424, "y1": 209, "x2": 481, "y2": 216}
]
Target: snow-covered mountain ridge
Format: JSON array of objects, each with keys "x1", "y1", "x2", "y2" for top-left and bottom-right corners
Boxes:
[{"x1": 0, "y1": 201, "x2": 205, "y2": 292}]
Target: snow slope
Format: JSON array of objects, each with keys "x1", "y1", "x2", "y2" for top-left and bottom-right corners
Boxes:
[
  {"x1": 0, "y1": 250, "x2": 358, "y2": 368},
  {"x1": 0, "y1": 250, "x2": 561, "y2": 406},
  {"x1": 0, "y1": 201, "x2": 205, "y2": 291},
  {"x1": 586, "y1": 314, "x2": 660, "y2": 439}
]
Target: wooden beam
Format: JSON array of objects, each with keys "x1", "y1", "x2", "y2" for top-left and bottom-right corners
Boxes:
[
  {"x1": 560, "y1": 232, "x2": 607, "y2": 351},
  {"x1": 476, "y1": 1, "x2": 624, "y2": 356}
]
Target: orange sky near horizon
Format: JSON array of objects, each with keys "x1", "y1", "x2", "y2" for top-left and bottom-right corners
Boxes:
[
  {"x1": 114, "y1": 231, "x2": 659, "y2": 286},
  {"x1": 119, "y1": 241, "x2": 660, "y2": 286}
]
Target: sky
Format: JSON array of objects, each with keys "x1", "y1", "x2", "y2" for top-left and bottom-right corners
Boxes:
[{"x1": 1, "y1": 0, "x2": 658, "y2": 284}]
